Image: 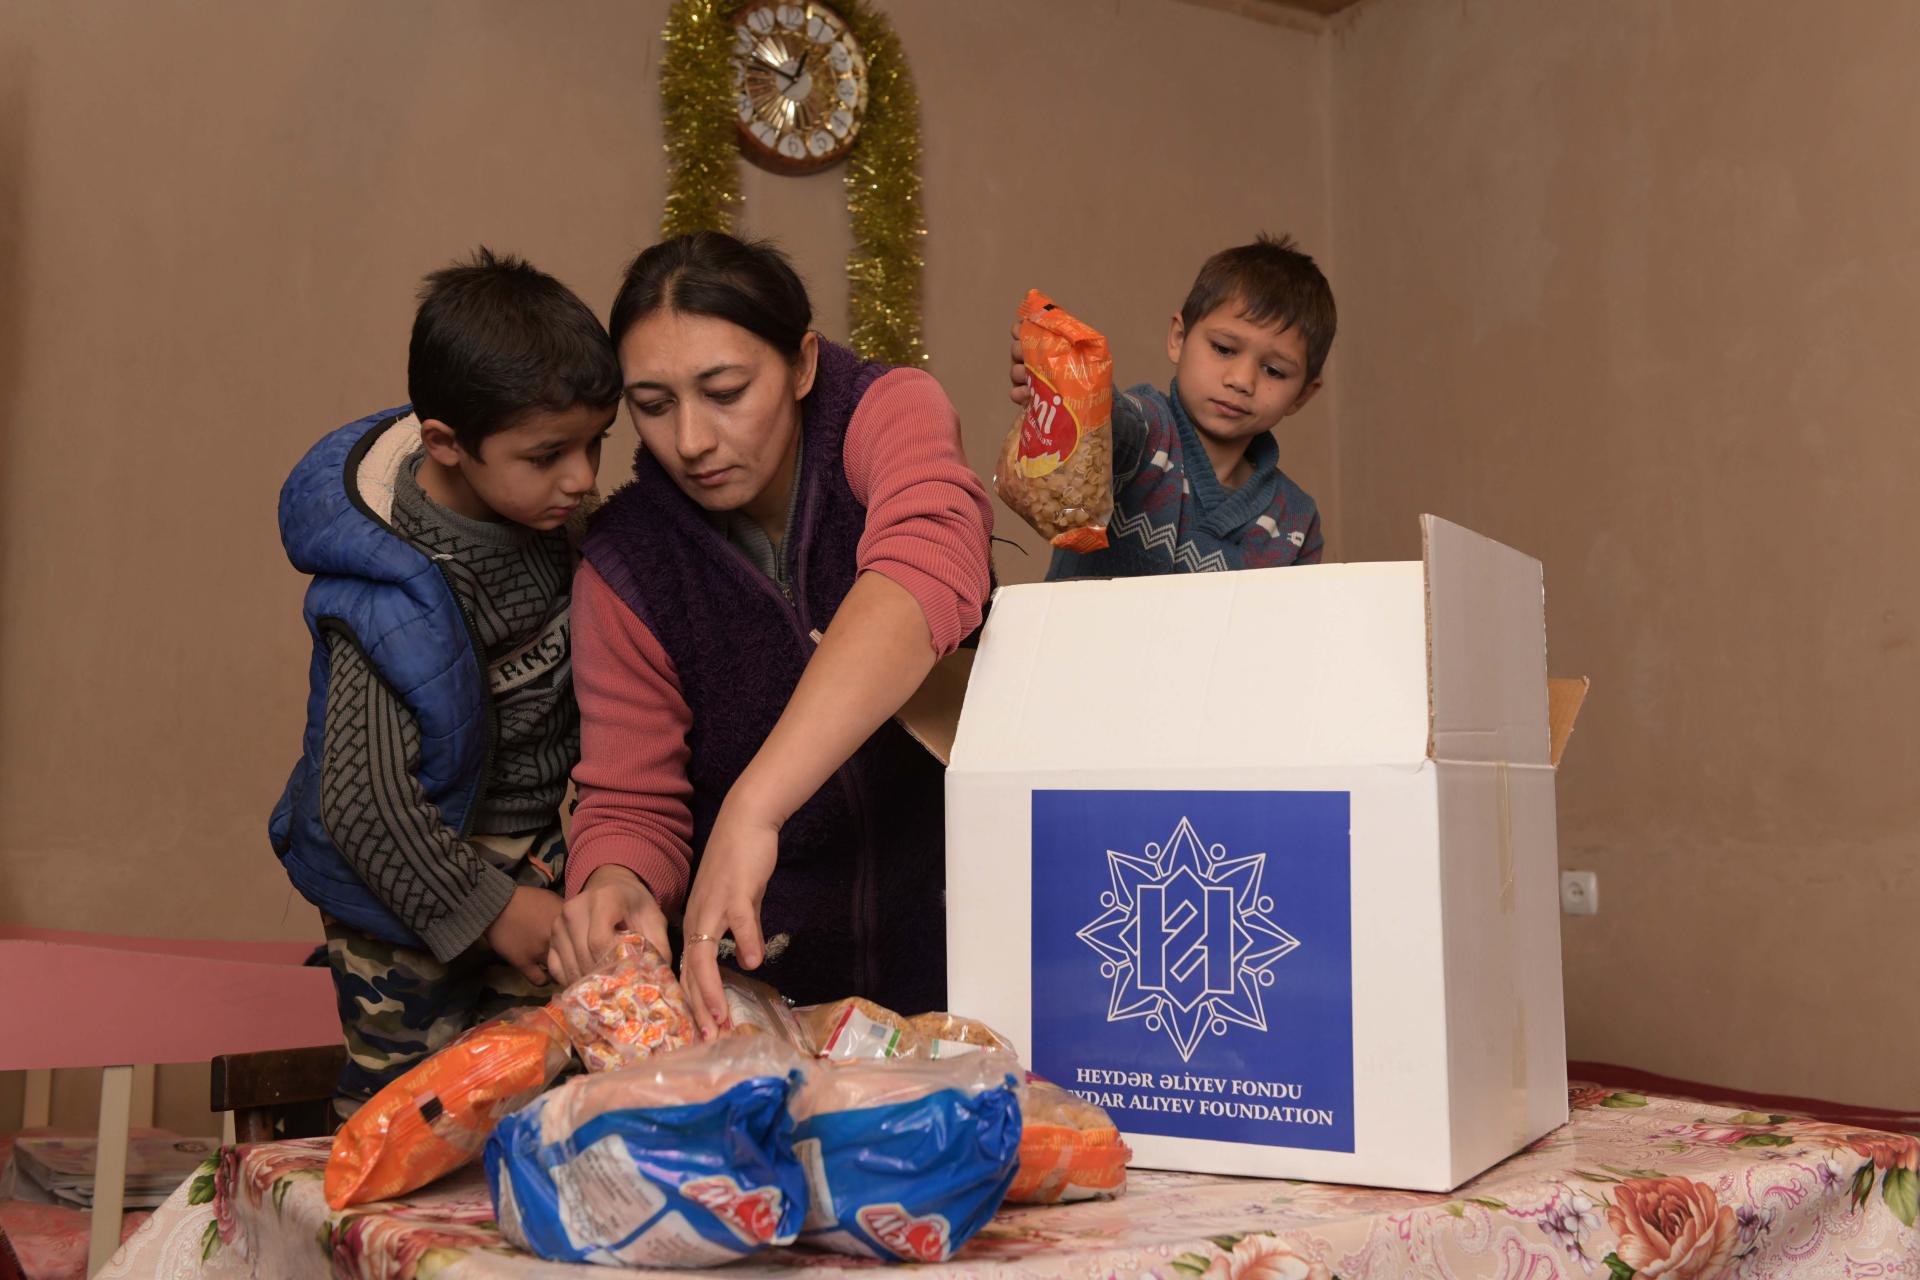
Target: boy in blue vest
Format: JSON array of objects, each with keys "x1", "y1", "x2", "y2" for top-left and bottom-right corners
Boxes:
[
  {"x1": 270, "y1": 249, "x2": 619, "y2": 1116},
  {"x1": 1008, "y1": 234, "x2": 1332, "y2": 576}
]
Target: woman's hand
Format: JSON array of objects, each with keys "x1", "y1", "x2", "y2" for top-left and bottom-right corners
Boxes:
[
  {"x1": 678, "y1": 796, "x2": 781, "y2": 1038},
  {"x1": 676, "y1": 572, "x2": 938, "y2": 1035},
  {"x1": 546, "y1": 864, "x2": 671, "y2": 986}
]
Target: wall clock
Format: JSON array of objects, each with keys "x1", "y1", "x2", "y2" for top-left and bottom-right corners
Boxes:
[{"x1": 731, "y1": 2, "x2": 869, "y2": 174}]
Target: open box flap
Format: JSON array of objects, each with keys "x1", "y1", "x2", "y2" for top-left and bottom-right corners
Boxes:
[
  {"x1": 896, "y1": 649, "x2": 974, "y2": 767},
  {"x1": 1547, "y1": 675, "x2": 1588, "y2": 769},
  {"x1": 1423, "y1": 515, "x2": 1551, "y2": 767},
  {"x1": 935, "y1": 519, "x2": 1571, "y2": 773}
]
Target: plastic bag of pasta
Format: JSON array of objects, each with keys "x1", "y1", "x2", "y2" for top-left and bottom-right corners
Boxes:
[
  {"x1": 325, "y1": 1003, "x2": 572, "y2": 1210},
  {"x1": 789, "y1": 1051, "x2": 1023, "y2": 1263},
  {"x1": 995, "y1": 290, "x2": 1114, "y2": 553},
  {"x1": 1007, "y1": 1076, "x2": 1131, "y2": 1204},
  {"x1": 794, "y1": 997, "x2": 923, "y2": 1061},
  {"x1": 904, "y1": 1011, "x2": 1016, "y2": 1061},
  {"x1": 486, "y1": 1035, "x2": 810, "y2": 1268},
  {"x1": 718, "y1": 968, "x2": 810, "y2": 1051}
]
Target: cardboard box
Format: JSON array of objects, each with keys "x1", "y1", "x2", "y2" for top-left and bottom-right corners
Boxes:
[{"x1": 944, "y1": 516, "x2": 1575, "y2": 1192}]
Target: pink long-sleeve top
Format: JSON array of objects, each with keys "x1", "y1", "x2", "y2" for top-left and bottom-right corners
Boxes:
[{"x1": 565, "y1": 368, "x2": 993, "y2": 911}]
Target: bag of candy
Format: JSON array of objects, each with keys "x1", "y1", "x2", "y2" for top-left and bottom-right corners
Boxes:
[
  {"x1": 325, "y1": 1003, "x2": 572, "y2": 1210},
  {"x1": 1007, "y1": 1076, "x2": 1131, "y2": 1204},
  {"x1": 551, "y1": 934, "x2": 698, "y2": 1073},
  {"x1": 486, "y1": 1035, "x2": 810, "y2": 1268},
  {"x1": 995, "y1": 290, "x2": 1115, "y2": 553},
  {"x1": 789, "y1": 1051, "x2": 1023, "y2": 1263}
]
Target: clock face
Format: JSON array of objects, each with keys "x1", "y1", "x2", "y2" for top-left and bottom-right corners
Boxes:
[{"x1": 731, "y1": 1, "x2": 868, "y2": 175}]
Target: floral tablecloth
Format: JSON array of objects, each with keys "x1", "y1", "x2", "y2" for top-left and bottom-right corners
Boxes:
[{"x1": 100, "y1": 1084, "x2": 1920, "y2": 1280}]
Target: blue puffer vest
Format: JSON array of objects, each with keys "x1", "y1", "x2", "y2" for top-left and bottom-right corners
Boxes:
[{"x1": 268, "y1": 407, "x2": 492, "y2": 947}]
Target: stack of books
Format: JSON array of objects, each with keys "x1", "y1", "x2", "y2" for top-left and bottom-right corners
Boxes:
[{"x1": 8, "y1": 1135, "x2": 218, "y2": 1209}]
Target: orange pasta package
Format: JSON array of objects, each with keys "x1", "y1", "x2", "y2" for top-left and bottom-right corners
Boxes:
[
  {"x1": 325, "y1": 1002, "x2": 572, "y2": 1210},
  {"x1": 996, "y1": 290, "x2": 1115, "y2": 553},
  {"x1": 1007, "y1": 1076, "x2": 1131, "y2": 1205}
]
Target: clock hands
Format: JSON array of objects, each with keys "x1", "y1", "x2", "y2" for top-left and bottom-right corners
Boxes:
[{"x1": 751, "y1": 47, "x2": 805, "y2": 89}]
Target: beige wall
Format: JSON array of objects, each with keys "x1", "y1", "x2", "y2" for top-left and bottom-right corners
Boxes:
[
  {"x1": 0, "y1": 0, "x2": 1328, "y2": 1135},
  {"x1": 13, "y1": 0, "x2": 1903, "y2": 1140},
  {"x1": 1329, "y1": 0, "x2": 1920, "y2": 1106}
]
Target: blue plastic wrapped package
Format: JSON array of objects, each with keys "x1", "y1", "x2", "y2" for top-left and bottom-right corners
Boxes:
[
  {"x1": 485, "y1": 1035, "x2": 809, "y2": 1268},
  {"x1": 790, "y1": 1050, "x2": 1023, "y2": 1263}
]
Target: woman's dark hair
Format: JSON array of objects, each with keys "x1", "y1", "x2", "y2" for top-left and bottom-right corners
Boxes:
[
  {"x1": 608, "y1": 231, "x2": 813, "y2": 358},
  {"x1": 408, "y1": 247, "x2": 620, "y2": 453}
]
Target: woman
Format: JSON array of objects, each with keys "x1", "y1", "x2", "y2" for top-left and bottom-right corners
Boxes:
[{"x1": 545, "y1": 232, "x2": 993, "y2": 1034}]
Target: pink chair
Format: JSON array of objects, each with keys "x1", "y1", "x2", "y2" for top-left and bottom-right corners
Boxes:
[{"x1": 0, "y1": 927, "x2": 338, "y2": 1276}]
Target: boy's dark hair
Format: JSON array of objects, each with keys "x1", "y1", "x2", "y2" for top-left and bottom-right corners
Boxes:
[
  {"x1": 1180, "y1": 233, "x2": 1337, "y2": 380},
  {"x1": 609, "y1": 230, "x2": 813, "y2": 358},
  {"x1": 408, "y1": 247, "x2": 621, "y2": 453}
]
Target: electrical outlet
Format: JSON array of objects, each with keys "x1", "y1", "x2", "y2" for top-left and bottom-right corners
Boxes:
[{"x1": 1560, "y1": 870, "x2": 1599, "y2": 916}]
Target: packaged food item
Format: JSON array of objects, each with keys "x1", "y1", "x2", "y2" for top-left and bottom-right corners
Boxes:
[
  {"x1": 486, "y1": 1035, "x2": 810, "y2": 1268},
  {"x1": 789, "y1": 1051, "x2": 1023, "y2": 1263},
  {"x1": 552, "y1": 935, "x2": 698, "y2": 1073},
  {"x1": 325, "y1": 1003, "x2": 572, "y2": 1210},
  {"x1": 720, "y1": 968, "x2": 810, "y2": 1051},
  {"x1": 1007, "y1": 1077, "x2": 1131, "y2": 1204},
  {"x1": 995, "y1": 290, "x2": 1115, "y2": 553},
  {"x1": 794, "y1": 997, "x2": 923, "y2": 1062},
  {"x1": 904, "y1": 1012, "x2": 1015, "y2": 1060}
]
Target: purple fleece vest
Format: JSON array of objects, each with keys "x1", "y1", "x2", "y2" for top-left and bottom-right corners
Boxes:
[{"x1": 582, "y1": 338, "x2": 948, "y2": 1012}]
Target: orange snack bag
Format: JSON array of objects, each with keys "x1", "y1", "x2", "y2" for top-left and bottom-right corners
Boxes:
[
  {"x1": 1007, "y1": 1077, "x2": 1131, "y2": 1204},
  {"x1": 552, "y1": 935, "x2": 698, "y2": 1073},
  {"x1": 325, "y1": 1002, "x2": 571, "y2": 1210},
  {"x1": 996, "y1": 290, "x2": 1115, "y2": 553}
]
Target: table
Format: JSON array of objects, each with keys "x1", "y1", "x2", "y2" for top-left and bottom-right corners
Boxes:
[{"x1": 101, "y1": 1083, "x2": 1920, "y2": 1279}]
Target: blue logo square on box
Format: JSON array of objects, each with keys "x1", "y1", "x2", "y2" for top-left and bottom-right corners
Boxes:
[{"x1": 1030, "y1": 789, "x2": 1353, "y2": 1152}]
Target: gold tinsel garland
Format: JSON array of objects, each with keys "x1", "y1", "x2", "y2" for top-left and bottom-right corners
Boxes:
[
  {"x1": 659, "y1": 0, "x2": 742, "y2": 237},
  {"x1": 657, "y1": 0, "x2": 927, "y2": 366}
]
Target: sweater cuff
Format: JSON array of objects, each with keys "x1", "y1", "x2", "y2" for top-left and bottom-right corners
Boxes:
[
  {"x1": 565, "y1": 835, "x2": 692, "y2": 915},
  {"x1": 866, "y1": 560, "x2": 974, "y2": 657},
  {"x1": 419, "y1": 864, "x2": 518, "y2": 963}
]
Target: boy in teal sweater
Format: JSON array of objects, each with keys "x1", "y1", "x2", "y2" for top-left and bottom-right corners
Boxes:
[{"x1": 1009, "y1": 234, "x2": 1333, "y2": 575}]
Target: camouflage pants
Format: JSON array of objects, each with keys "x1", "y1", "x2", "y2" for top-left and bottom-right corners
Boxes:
[{"x1": 323, "y1": 824, "x2": 565, "y2": 1119}]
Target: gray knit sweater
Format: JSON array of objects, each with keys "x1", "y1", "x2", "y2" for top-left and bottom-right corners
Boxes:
[{"x1": 317, "y1": 452, "x2": 577, "y2": 960}]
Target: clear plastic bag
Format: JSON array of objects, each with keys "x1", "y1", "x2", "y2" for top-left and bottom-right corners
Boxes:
[
  {"x1": 325, "y1": 1003, "x2": 571, "y2": 1210},
  {"x1": 905, "y1": 1011, "x2": 1016, "y2": 1060},
  {"x1": 789, "y1": 1050, "x2": 1024, "y2": 1263},
  {"x1": 719, "y1": 968, "x2": 811, "y2": 1052},
  {"x1": 1008, "y1": 1076, "x2": 1131, "y2": 1204},
  {"x1": 551, "y1": 934, "x2": 699, "y2": 1073},
  {"x1": 793, "y1": 997, "x2": 923, "y2": 1061},
  {"x1": 995, "y1": 290, "x2": 1115, "y2": 553},
  {"x1": 486, "y1": 1034, "x2": 810, "y2": 1268}
]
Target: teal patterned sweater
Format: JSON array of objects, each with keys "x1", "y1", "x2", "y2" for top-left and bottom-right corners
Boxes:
[{"x1": 1047, "y1": 379, "x2": 1322, "y2": 579}]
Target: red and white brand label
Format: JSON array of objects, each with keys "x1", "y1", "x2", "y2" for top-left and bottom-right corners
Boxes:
[
  {"x1": 681, "y1": 1175, "x2": 786, "y2": 1245},
  {"x1": 1016, "y1": 371, "x2": 1078, "y2": 476},
  {"x1": 855, "y1": 1203, "x2": 953, "y2": 1263}
]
